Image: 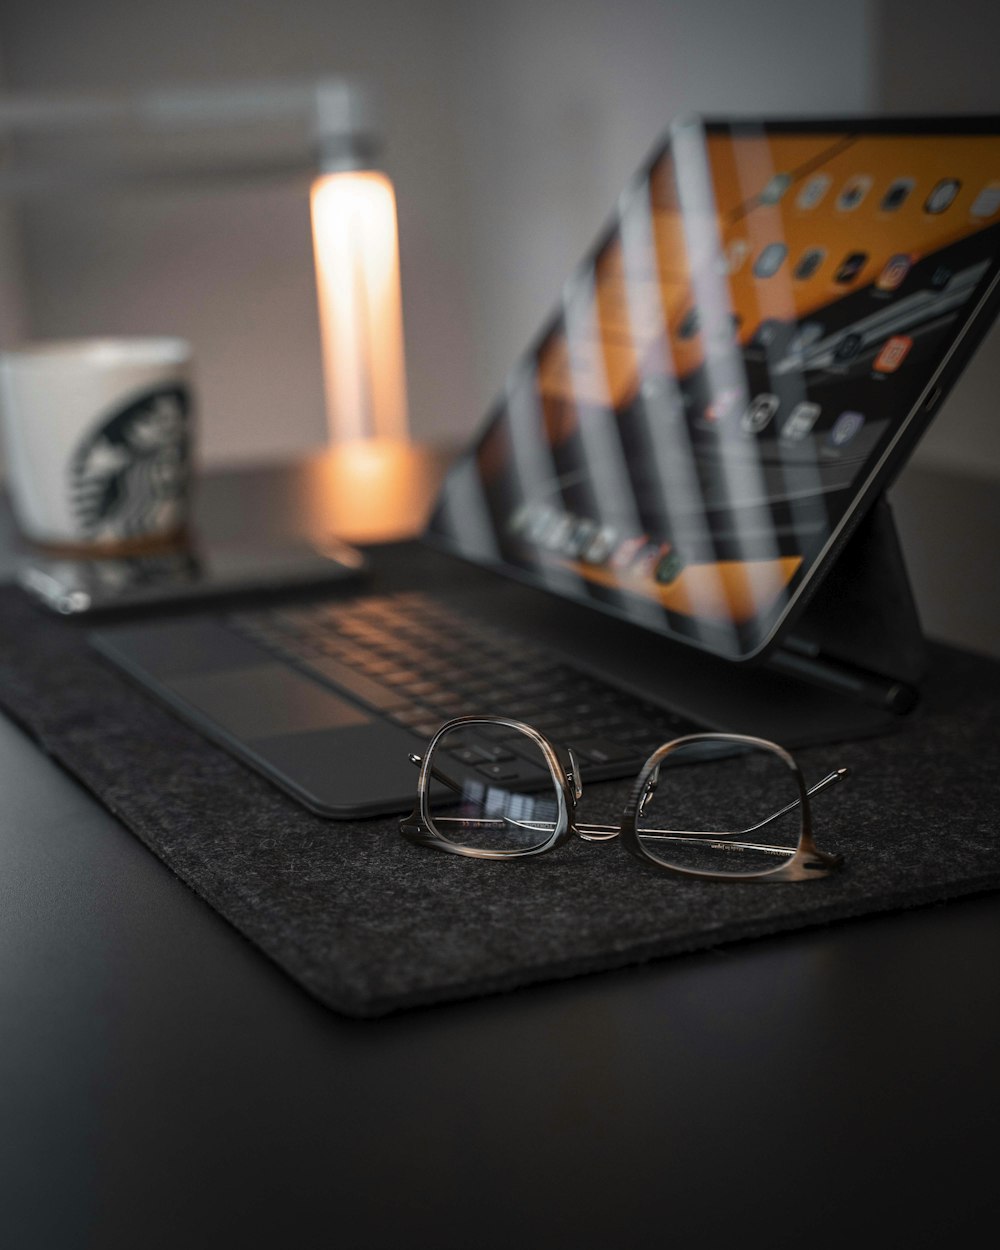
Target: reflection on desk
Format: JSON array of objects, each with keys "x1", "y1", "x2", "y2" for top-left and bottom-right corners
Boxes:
[{"x1": 298, "y1": 438, "x2": 453, "y2": 544}]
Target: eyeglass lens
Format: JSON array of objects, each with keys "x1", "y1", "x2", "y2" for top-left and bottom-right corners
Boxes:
[
  {"x1": 425, "y1": 723, "x2": 561, "y2": 853},
  {"x1": 636, "y1": 740, "x2": 802, "y2": 874}
]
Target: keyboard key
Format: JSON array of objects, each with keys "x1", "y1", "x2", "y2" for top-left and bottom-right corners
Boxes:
[
  {"x1": 472, "y1": 743, "x2": 516, "y2": 762},
  {"x1": 399, "y1": 680, "x2": 442, "y2": 698},
  {"x1": 474, "y1": 759, "x2": 549, "y2": 785},
  {"x1": 570, "y1": 737, "x2": 643, "y2": 766},
  {"x1": 446, "y1": 746, "x2": 488, "y2": 765},
  {"x1": 422, "y1": 694, "x2": 470, "y2": 715},
  {"x1": 446, "y1": 743, "x2": 516, "y2": 765},
  {"x1": 389, "y1": 705, "x2": 438, "y2": 728},
  {"x1": 303, "y1": 656, "x2": 405, "y2": 712}
]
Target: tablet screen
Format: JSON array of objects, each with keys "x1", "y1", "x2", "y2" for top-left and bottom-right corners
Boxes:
[{"x1": 427, "y1": 117, "x2": 1000, "y2": 658}]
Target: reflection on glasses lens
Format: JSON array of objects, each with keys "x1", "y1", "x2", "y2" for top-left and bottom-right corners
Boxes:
[
  {"x1": 426, "y1": 723, "x2": 561, "y2": 854},
  {"x1": 637, "y1": 740, "x2": 802, "y2": 875}
]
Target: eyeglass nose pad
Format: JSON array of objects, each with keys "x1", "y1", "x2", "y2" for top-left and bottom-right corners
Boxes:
[{"x1": 565, "y1": 748, "x2": 583, "y2": 803}]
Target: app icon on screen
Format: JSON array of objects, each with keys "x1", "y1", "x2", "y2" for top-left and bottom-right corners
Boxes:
[
  {"x1": 924, "y1": 179, "x2": 961, "y2": 214},
  {"x1": 704, "y1": 387, "x2": 743, "y2": 423},
  {"x1": 879, "y1": 178, "x2": 915, "y2": 212},
  {"x1": 677, "y1": 308, "x2": 700, "y2": 339},
  {"x1": 874, "y1": 335, "x2": 913, "y2": 373},
  {"x1": 654, "y1": 549, "x2": 685, "y2": 585},
  {"x1": 760, "y1": 174, "x2": 793, "y2": 204},
  {"x1": 631, "y1": 541, "x2": 666, "y2": 578},
  {"x1": 611, "y1": 536, "x2": 648, "y2": 571},
  {"x1": 828, "y1": 411, "x2": 865, "y2": 447},
  {"x1": 583, "y1": 526, "x2": 619, "y2": 565},
  {"x1": 781, "y1": 402, "x2": 822, "y2": 442},
  {"x1": 753, "y1": 243, "x2": 788, "y2": 277},
  {"x1": 747, "y1": 319, "x2": 788, "y2": 352},
  {"x1": 836, "y1": 176, "x2": 872, "y2": 211},
  {"x1": 722, "y1": 239, "x2": 750, "y2": 274},
  {"x1": 547, "y1": 516, "x2": 576, "y2": 553},
  {"x1": 796, "y1": 174, "x2": 831, "y2": 210},
  {"x1": 740, "y1": 394, "x2": 780, "y2": 434},
  {"x1": 834, "y1": 252, "x2": 869, "y2": 283},
  {"x1": 971, "y1": 183, "x2": 1000, "y2": 218},
  {"x1": 876, "y1": 254, "x2": 913, "y2": 291},
  {"x1": 834, "y1": 332, "x2": 864, "y2": 362},
  {"x1": 566, "y1": 519, "x2": 598, "y2": 558},
  {"x1": 793, "y1": 248, "x2": 826, "y2": 279},
  {"x1": 787, "y1": 321, "x2": 825, "y2": 355}
]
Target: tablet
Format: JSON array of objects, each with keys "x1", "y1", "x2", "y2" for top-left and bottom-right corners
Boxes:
[{"x1": 427, "y1": 115, "x2": 1000, "y2": 660}]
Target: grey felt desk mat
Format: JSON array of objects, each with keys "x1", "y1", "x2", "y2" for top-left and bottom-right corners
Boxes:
[{"x1": 0, "y1": 582, "x2": 998, "y2": 1017}]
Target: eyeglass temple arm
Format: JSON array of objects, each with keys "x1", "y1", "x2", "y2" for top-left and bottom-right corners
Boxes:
[
  {"x1": 408, "y1": 752, "x2": 849, "y2": 838},
  {"x1": 626, "y1": 766, "x2": 850, "y2": 841},
  {"x1": 408, "y1": 752, "x2": 465, "y2": 796},
  {"x1": 735, "y1": 766, "x2": 848, "y2": 835}
]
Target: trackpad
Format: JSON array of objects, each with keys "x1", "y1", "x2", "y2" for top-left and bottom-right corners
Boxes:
[{"x1": 165, "y1": 664, "x2": 371, "y2": 740}]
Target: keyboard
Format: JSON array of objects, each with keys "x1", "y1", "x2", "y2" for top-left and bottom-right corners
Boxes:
[{"x1": 229, "y1": 592, "x2": 700, "y2": 783}]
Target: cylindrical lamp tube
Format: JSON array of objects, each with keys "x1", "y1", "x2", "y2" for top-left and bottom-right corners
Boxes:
[{"x1": 309, "y1": 168, "x2": 409, "y2": 445}]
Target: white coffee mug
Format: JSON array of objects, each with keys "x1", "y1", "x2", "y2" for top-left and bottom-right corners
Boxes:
[{"x1": 0, "y1": 337, "x2": 194, "y2": 549}]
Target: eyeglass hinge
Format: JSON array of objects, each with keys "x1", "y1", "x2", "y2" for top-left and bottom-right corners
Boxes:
[{"x1": 565, "y1": 747, "x2": 583, "y2": 803}]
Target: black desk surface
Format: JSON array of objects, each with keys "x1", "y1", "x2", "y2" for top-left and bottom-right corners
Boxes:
[{"x1": 2, "y1": 457, "x2": 998, "y2": 1249}]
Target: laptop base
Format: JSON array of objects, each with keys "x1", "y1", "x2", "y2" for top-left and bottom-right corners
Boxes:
[{"x1": 91, "y1": 517, "x2": 923, "y2": 820}]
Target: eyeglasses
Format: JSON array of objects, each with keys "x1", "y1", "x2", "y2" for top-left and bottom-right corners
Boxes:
[{"x1": 400, "y1": 717, "x2": 847, "y2": 881}]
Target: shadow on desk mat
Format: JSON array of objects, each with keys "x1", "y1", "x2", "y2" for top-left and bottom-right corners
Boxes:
[{"x1": 0, "y1": 584, "x2": 997, "y2": 1018}]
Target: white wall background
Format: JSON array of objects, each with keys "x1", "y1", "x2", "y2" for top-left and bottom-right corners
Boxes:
[
  {"x1": 0, "y1": 37, "x2": 27, "y2": 350},
  {"x1": 0, "y1": 0, "x2": 876, "y2": 467},
  {"x1": 872, "y1": 0, "x2": 1000, "y2": 479}
]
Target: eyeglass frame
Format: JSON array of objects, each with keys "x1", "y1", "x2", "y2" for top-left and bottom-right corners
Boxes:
[{"x1": 400, "y1": 716, "x2": 846, "y2": 882}]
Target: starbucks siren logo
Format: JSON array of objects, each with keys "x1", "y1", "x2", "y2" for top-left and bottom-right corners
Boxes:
[{"x1": 70, "y1": 385, "x2": 191, "y2": 541}]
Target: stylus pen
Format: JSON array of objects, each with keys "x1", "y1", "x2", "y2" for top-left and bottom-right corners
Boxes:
[{"x1": 769, "y1": 647, "x2": 920, "y2": 715}]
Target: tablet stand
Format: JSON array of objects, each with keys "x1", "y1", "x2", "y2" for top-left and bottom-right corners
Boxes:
[{"x1": 767, "y1": 495, "x2": 927, "y2": 714}]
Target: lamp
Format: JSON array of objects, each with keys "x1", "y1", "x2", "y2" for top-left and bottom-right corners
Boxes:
[
  {"x1": 308, "y1": 161, "x2": 424, "y2": 538},
  {"x1": 0, "y1": 78, "x2": 414, "y2": 460},
  {"x1": 310, "y1": 159, "x2": 409, "y2": 448},
  {"x1": 308, "y1": 80, "x2": 410, "y2": 454}
]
